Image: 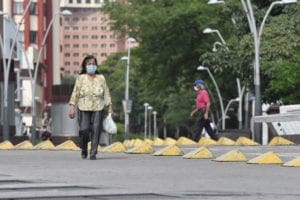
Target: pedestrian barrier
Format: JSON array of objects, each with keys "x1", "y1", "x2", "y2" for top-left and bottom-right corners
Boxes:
[
  {"x1": 216, "y1": 137, "x2": 236, "y2": 146},
  {"x1": 152, "y1": 137, "x2": 165, "y2": 146},
  {"x1": 182, "y1": 147, "x2": 213, "y2": 159},
  {"x1": 177, "y1": 136, "x2": 197, "y2": 145},
  {"x1": 198, "y1": 137, "x2": 217, "y2": 146},
  {"x1": 235, "y1": 137, "x2": 259, "y2": 146},
  {"x1": 268, "y1": 136, "x2": 295, "y2": 146},
  {"x1": 153, "y1": 144, "x2": 184, "y2": 156},
  {"x1": 125, "y1": 142, "x2": 154, "y2": 154},
  {"x1": 247, "y1": 151, "x2": 283, "y2": 165},
  {"x1": 0, "y1": 140, "x2": 14, "y2": 150},
  {"x1": 163, "y1": 137, "x2": 177, "y2": 145},
  {"x1": 14, "y1": 140, "x2": 33, "y2": 150},
  {"x1": 2, "y1": 137, "x2": 300, "y2": 167},
  {"x1": 214, "y1": 149, "x2": 248, "y2": 162},
  {"x1": 100, "y1": 142, "x2": 126, "y2": 153},
  {"x1": 54, "y1": 140, "x2": 80, "y2": 151}
]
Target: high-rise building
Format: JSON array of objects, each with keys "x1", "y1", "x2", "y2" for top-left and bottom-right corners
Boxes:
[
  {"x1": 0, "y1": 0, "x2": 60, "y2": 137},
  {"x1": 60, "y1": 0, "x2": 126, "y2": 76}
]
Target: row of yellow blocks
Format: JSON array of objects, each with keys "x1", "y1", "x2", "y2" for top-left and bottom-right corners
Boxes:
[
  {"x1": 0, "y1": 136, "x2": 294, "y2": 151},
  {"x1": 0, "y1": 136, "x2": 298, "y2": 167},
  {"x1": 123, "y1": 136, "x2": 295, "y2": 147}
]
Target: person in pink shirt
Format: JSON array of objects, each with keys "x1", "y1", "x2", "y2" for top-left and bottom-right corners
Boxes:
[{"x1": 190, "y1": 79, "x2": 219, "y2": 142}]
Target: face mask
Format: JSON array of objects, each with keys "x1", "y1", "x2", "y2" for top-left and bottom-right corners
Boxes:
[{"x1": 86, "y1": 64, "x2": 97, "y2": 74}]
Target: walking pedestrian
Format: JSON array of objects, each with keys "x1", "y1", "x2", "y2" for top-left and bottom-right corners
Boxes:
[
  {"x1": 68, "y1": 55, "x2": 113, "y2": 160},
  {"x1": 190, "y1": 79, "x2": 219, "y2": 142}
]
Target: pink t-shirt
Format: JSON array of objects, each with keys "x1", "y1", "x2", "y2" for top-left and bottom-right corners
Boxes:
[{"x1": 196, "y1": 89, "x2": 210, "y2": 110}]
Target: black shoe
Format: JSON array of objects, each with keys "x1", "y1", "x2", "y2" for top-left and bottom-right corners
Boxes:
[
  {"x1": 90, "y1": 155, "x2": 96, "y2": 160},
  {"x1": 81, "y1": 151, "x2": 87, "y2": 159}
]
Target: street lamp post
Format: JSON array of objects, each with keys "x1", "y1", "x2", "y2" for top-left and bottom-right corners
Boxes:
[
  {"x1": 197, "y1": 65, "x2": 225, "y2": 129},
  {"x1": 207, "y1": 0, "x2": 298, "y2": 143},
  {"x1": 143, "y1": 102, "x2": 149, "y2": 138},
  {"x1": 203, "y1": 28, "x2": 230, "y2": 51},
  {"x1": 31, "y1": 10, "x2": 72, "y2": 144},
  {"x1": 121, "y1": 37, "x2": 136, "y2": 140},
  {"x1": 0, "y1": 0, "x2": 32, "y2": 141},
  {"x1": 152, "y1": 111, "x2": 157, "y2": 138},
  {"x1": 148, "y1": 106, "x2": 153, "y2": 138}
]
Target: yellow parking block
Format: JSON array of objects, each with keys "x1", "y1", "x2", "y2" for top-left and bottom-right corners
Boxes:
[
  {"x1": 152, "y1": 137, "x2": 165, "y2": 146},
  {"x1": 247, "y1": 151, "x2": 283, "y2": 165},
  {"x1": 55, "y1": 140, "x2": 80, "y2": 151},
  {"x1": 0, "y1": 140, "x2": 14, "y2": 150},
  {"x1": 198, "y1": 137, "x2": 217, "y2": 146},
  {"x1": 126, "y1": 142, "x2": 154, "y2": 154},
  {"x1": 144, "y1": 138, "x2": 153, "y2": 145},
  {"x1": 101, "y1": 142, "x2": 126, "y2": 153},
  {"x1": 153, "y1": 145, "x2": 183, "y2": 156},
  {"x1": 235, "y1": 137, "x2": 259, "y2": 146},
  {"x1": 14, "y1": 140, "x2": 33, "y2": 150},
  {"x1": 177, "y1": 136, "x2": 197, "y2": 145},
  {"x1": 164, "y1": 137, "x2": 177, "y2": 145},
  {"x1": 214, "y1": 149, "x2": 247, "y2": 162},
  {"x1": 268, "y1": 136, "x2": 294, "y2": 146},
  {"x1": 33, "y1": 140, "x2": 55, "y2": 150},
  {"x1": 183, "y1": 147, "x2": 213, "y2": 159},
  {"x1": 217, "y1": 137, "x2": 235, "y2": 146},
  {"x1": 283, "y1": 157, "x2": 300, "y2": 167}
]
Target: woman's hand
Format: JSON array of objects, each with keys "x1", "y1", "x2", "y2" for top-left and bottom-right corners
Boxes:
[{"x1": 69, "y1": 105, "x2": 76, "y2": 119}]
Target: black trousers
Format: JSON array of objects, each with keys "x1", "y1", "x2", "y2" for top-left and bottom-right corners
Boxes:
[
  {"x1": 193, "y1": 108, "x2": 219, "y2": 142},
  {"x1": 77, "y1": 110, "x2": 103, "y2": 156}
]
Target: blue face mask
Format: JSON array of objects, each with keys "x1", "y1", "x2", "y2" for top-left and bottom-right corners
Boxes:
[{"x1": 86, "y1": 64, "x2": 97, "y2": 74}]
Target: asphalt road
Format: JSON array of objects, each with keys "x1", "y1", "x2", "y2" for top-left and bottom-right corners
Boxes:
[{"x1": 0, "y1": 145, "x2": 300, "y2": 199}]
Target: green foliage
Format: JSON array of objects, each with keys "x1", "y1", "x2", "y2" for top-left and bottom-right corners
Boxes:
[{"x1": 100, "y1": 0, "x2": 300, "y2": 135}]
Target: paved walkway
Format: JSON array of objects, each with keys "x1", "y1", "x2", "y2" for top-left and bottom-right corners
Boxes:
[{"x1": 0, "y1": 145, "x2": 300, "y2": 199}]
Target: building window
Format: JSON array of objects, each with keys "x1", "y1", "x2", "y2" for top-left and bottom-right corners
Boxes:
[
  {"x1": 64, "y1": 35, "x2": 70, "y2": 39},
  {"x1": 65, "y1": 62, "x2": 71, "y2": 66},
  {"x1": 101, "y1": 44, "x2": 106, "y2": 48},
  {"x1": 86, "y1": 0, "x2": 91, "y2": 3},
  {"x1": 82, "y1": 17, "x2": 88, "y2": 21},
  {"x1": 95, "y1": 0, "x2": 102, "y2": 3},
  {"x1": 64, "y1": 44, "x2": 70, "y2": 48},
  {"x1": 82, "y1": 44, "x2": 88, "y2": 48},
  {"x1": 74, "y1": 61, "x2": 80, "y2": 66},
  {"x1": 101, "y1": 53, "x2": 107, "y2": 57},
  {"x1": 73, "y1": 44, "x2": 79, "y2": 48},
  {"x1": 65, "y1": 53, "x2": 71, "y2": 57},
  {"x1": 92, "y1": 44, "x2": 98, "y2": 48},
  {"x1": 110, "y1": 34, "x2": 115, "y2": 39},
  {"x1": 30, "y1": 31, "x2": 38, "y2": 43},
  {"x1": 73, "y1": 26, "x2": 79, "y2": 30},
  {"x1": 69, "y1": 0, "x2": 73, "y2": 3},
  {"x1": 64, "y1": 27, "x2": 70, "y2": 30},
  {"x1": 73, "y1": 53, "x2": 79, "y2": 57},
  {"x1": 110, "y1": 44, "x2": 115, "y2": 48},
  {"x1": 13, "y1": 2, "x2": 24, "y2": 14},
  {"x1": 82, "y1": 26, "x2": 88, "y2": 30},
  {"x1": 77, "y1": 0, "x2": 82, "y2": 3},
  {"x1": 101, "y1": 26, "x2": 107, "y2": 31},
  {"x1": 73, "y1": 17, "x2": 79, "y2": 22},
  {"x1": 29, "y1": 3, "x2": 38, "y2": 15},
  {"x1": 101, "y1": 35, "x2": 107, "y2": 39},
  {"x1": 91, "y1": 35, "x2": 98, "y2": 39},
  {"x1": 73, "y1": 35, "x2": 79, "y2": 39},
  {"x1": 91, "y1": 17, "x2": 97, "y2": 21},
  {"x1": 82, "y1": 35, "x2": 88, "y2": 39},
  {"x1": 92, "y1": 26, "x2": 98, "y2": 30}
]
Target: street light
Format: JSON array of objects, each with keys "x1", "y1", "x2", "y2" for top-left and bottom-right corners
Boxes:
[
  {"x1": 208, "y1": 0, "x2": 225, "y2": 4},
  {"x1": 208, "y1": 0, "x2": 298, "y2": 143},
  {"x1": 121, "y1": 37, "x2": 136, "y2": 140},
  {"x1": 143, "y1": 102, "x2": 149, "y2": 138},
  {"x1": 212, "y1": 41, "x2": 223, "y2": 52},
  {"x1": 0, "y1": 0, "x2": 32, "y2": 141},
  {"x1": 197, "y1": 65, "x2": 225, "y2": 129},
  {"x1": 152, "y1": 111, "x2": 157, "y2": 138},
  {"x1": 148, "y1": 106, "x2": 153, "y2": 138},
  {"x1": 31, "y1": 10, "x2": 72, "y2": 144}
]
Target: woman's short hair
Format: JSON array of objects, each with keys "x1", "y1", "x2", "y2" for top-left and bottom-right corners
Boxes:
[{"x1": 80, "y1": 55, "x2": 99, "y2": 74}]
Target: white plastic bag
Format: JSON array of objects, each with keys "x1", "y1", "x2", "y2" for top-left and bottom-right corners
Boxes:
[{"x1": 103, "y1": 113, "x2": 117, "y2": 134}]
